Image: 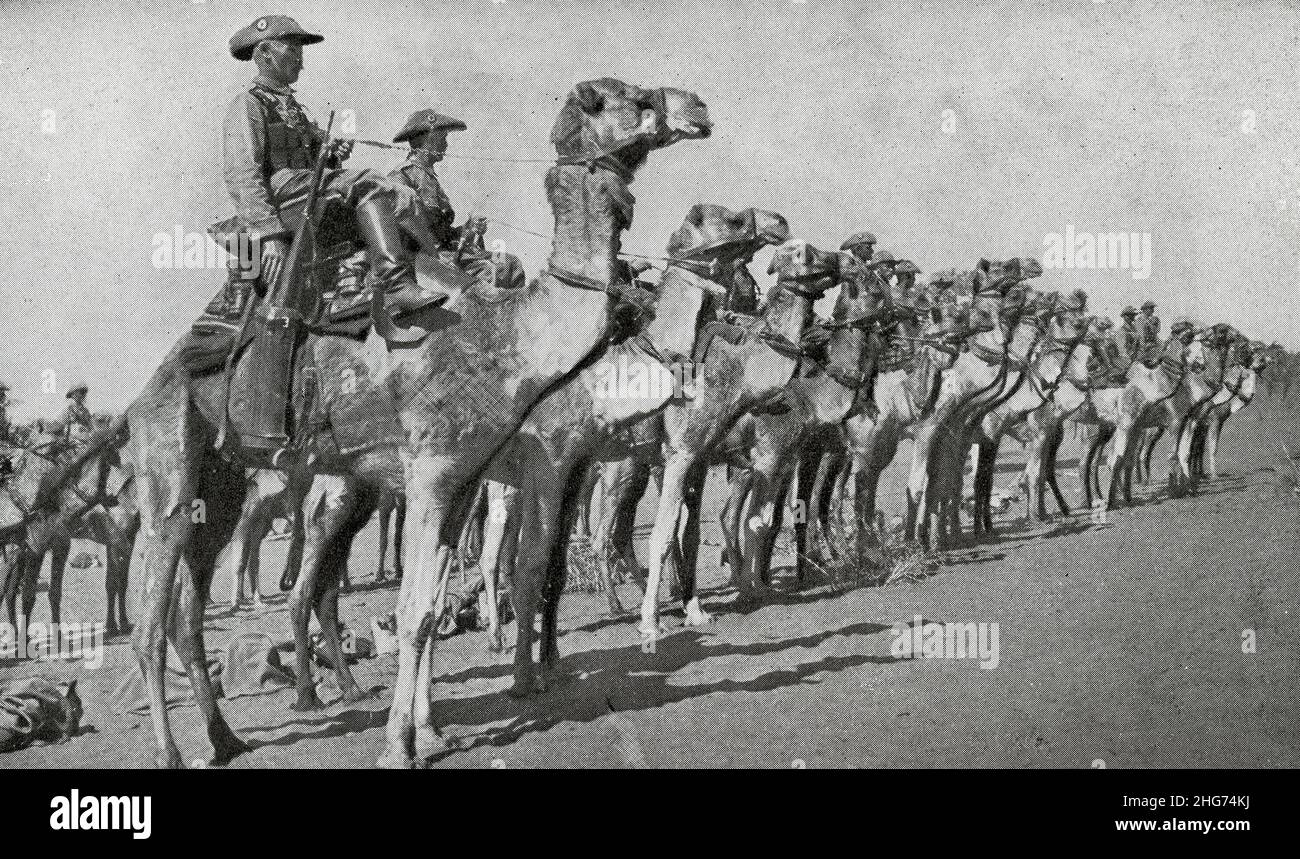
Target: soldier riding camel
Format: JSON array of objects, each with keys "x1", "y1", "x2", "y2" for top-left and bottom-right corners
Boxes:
[
  {"x1": 62, "y1": 381, "x2": 93, "y2": 447},
  {"x1": 336, "y1": 108, "x2": 527, "y2": 296}
]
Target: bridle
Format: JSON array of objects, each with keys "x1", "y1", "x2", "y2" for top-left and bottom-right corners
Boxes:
[{"x1": 554, "y1": 88, "x2": 671, "y2": 182}]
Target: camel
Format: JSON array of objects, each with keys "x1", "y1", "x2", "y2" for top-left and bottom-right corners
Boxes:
[
  {"x1": 113, "y1": 77, "x2": 711, "y2": 768},
  {"x1": 1115, "y1": 328, "x2": 1231, "y2": 500},
  {"x1": 471, "y1": 204, "x2": 791, "y2": 694},
  {"x1": 1188, "y1": 341, "x2": 1269, "y2": 481},
  {"x1": 709, "y1": 264, "x2": 890, "y2": 590},
  {"x1": 914, "y1": 278, "x2": 1046, "y2": 549},
  {"x1": 223, "y1": 466, "x2": 402, "y2": 609},
  {"x1": 1012, "y1": 317, "x2": 1111, "y2": 523},
  {"x1": 638, "y1": 240, "x2": 842, "y2": 637},
  {"x1": 1072, "y1": 329, "x2": 1205, "y2": 510},
  {"x1": 797, "y1": 295, "x2": 968, "y2": 559},
  {"x1": 902, "y1": 259, "x2": 1040, "y2": 548},
  {"x1": 967, "y1": 291, "x2": 1094, "y2": 536},
  {"x1": 0, "y1": 426, "x2": 123, "y2": 628}
]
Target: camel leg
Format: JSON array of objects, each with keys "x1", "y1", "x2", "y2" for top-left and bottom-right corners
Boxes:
[
  {"x1": 507, "y1": 469, "x2": 548, "y2": 697},
  {"x1": 905, "y1": 423, "x2": 939, "y2": 547},
  {"x1": 592, "y1": 457, "x2": 637, "y2": 614},
  {"x1": 1044, "y1": 422, "x2": 1070, "y2": 517},
  {"x1": 288, "y1": 475, "x2": 355, "y2": 711},
  {"x1": 1024, "y1": 428, "x2": 1045, "y2": 523},
  {"x1": 794, "y1": 452, "x2": 819, "y2": 582},
  {"x1": 381, "y1": 456, "x2": 458, "y2": 769},
  {"x1": 616, "y1": 461, "x2": 649, "y2": 593},
  {"x1": 226, "y1": 473, "x2": 273, "y2": 608},
  {"x1": 572, "y1": 461, "x2": 600, "y2": 542},
  {"x1": 538, "y1": 457, "x2": 592, "y2": 680},
  {"x1": 676, "y1": 462, "x2": 710, "y2": 625},
  {"x1": 1206, "y1": 412, "x2": 1224, "y2": 478},
  {"x1": 47, "y1": 533, "x2": 69, "y2": 626},
  {"x1": 1141, "y1": 426, "x2": 1164, "y2": 486},
  {"x1": 742, "y1": 463, "x2": 792, "y2": 593},
  {"x1": 1105, "y1": 420, "x2": 1134, "y2": 509},
  {"x1": 106, "y1": 523, "x2": 133, "y2": 636},
  {"x1": 641, "y1": 454, "x2": 694, "y2": 638},
  {"x1": 477, "y1": 480, "x2": 518, "y2": 653},
  {"x1": 175, "y1": 459, "x2": 248, "y2": 767},
  {"x1": 376, "y1": 500, "x2": 391, "y2": 583},
  {"x1": 973, "y1": 440, "x2": 998, "y2": 536},
  {"x1": 808, "y1": 443, "x2": 842, "y2": 558},
  {"x1": 279, "y1": 498, "x2": 306, "y2": 592},
  {"x1": 719, "y1": 466, "x2": 751, "y2": 586},
  {"x1": 312, "y1": 489, "x2": 375, "y2": 705}
]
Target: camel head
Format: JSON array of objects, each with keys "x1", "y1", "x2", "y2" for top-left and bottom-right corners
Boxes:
[
  {"x1": 667, "y1": 204, "x2": 790, "y2": 269},
  {"x1": 767, "y1": 240, "x2": 840, "y2": 298},
  {"x1": 1048, "y1": 288, "x2": 1091, "y2": 343},
  {"x1": 550, "y1": 78, "x2": 712, "y2": 178},
  {"x1": 1247, "y1": 340, "x2": 1270, "y2": 373},
  {"x1": 967, "y1": 260, "x2": 1009, "y2": 348}
]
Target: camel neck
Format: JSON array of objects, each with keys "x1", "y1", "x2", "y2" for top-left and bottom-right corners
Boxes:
[
  {"x1": 763, "y1": 284, "x2": 813, "y2": 343},
  {"x1": 641, "y1": 265, "x2": 713, "y2": 362},
  {"x1": 545, "y1": 164, "x2": 631, "y2": 287}
]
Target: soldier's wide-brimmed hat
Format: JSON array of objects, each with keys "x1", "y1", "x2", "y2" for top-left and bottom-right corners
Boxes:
[
  {"x1": 1094, "y1": 317, "x2": 1114, "y2": 330},
  {"x1": 893, "y1": 260, "x2": 921, "y2": 276},
  {"x1": 866, "y1": 250, "x2": 897, "y2": 269},
  {"x1": 1120, "y1": 305, "x2": 1138, "y2": 316},
  {"x1": 1141, "y1": 299, "x2": 1157, "y2": 310},
  {"x1": 66, "y1": 380, "x2": 88, "y2": 398},
  {"x1": 840, "y1": 232, "x2": 877, "y2": 251},
  {"x1": 230, "y1": 15, "x2": 323, "y2": 61},
  {"x1": 393, "y1": 109, "x2": 468, "y2": 143},
  {"x1": 1170, "y1": 318, "x2": 1194, "y2": 335}
]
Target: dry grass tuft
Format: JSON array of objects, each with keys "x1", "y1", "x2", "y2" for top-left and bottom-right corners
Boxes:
[{"x1": 801, "y1": 516, "x2": 940, "y2": 591}]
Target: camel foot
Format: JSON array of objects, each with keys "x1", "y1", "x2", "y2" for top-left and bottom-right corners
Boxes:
[
  {"x1": 290, "y1": 690, "x2": 326, "y2": 712},
  {"x1": 340, "y1": 686, "x2": 372, "y2": 704},
  {"x1": 156, "y1": 746, "x2": 185, "y2": 770},
  {"x1": 415, "y1": 725, "x2": 453, "y2": 757},
  {"x1": 487, "y1": 630, "x2": 506, "y2": 654},
  {"x1": 105, "y1": 624, "x2": 119, "y2": 639},
  {"x1": 376, "y1": 748, "x2": 418, "y2": 769},
  {"x1": 507, "y1": 676, "x2": 536, "y2": 699},
  {"x1": 251, "y1": 597, "x2": 266, "y2": 610},
  {"x1": 605, "y1": 593, "x2": 626, "y2": 616},
  {"x1": 683, "y1": 602, "x2": 714, "y2": 627},
  {"x1": 638, "y1": 620, "x2": 670, "y2": 639}
]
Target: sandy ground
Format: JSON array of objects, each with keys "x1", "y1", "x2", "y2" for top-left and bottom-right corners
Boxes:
[{"x1": 3, "y1": 401, "x2": 1298, "y2": 769}]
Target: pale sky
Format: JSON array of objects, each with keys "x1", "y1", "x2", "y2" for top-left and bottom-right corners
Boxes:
[{"x1": 2, "y1": 0, "x2": 1298, "y2": 418}]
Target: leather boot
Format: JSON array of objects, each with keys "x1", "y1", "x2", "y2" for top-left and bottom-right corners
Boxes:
[{"x1": 354, "y1": 196, "x2": 450, "y2": 317}]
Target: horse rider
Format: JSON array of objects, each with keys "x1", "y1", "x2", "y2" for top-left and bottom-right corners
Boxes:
[
  {"x1": 63, "y1": 381, "x2": 93, "y2": 447},
  {"x1": 218, "y1": 15, "x2": 452, "y2": 320}
]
